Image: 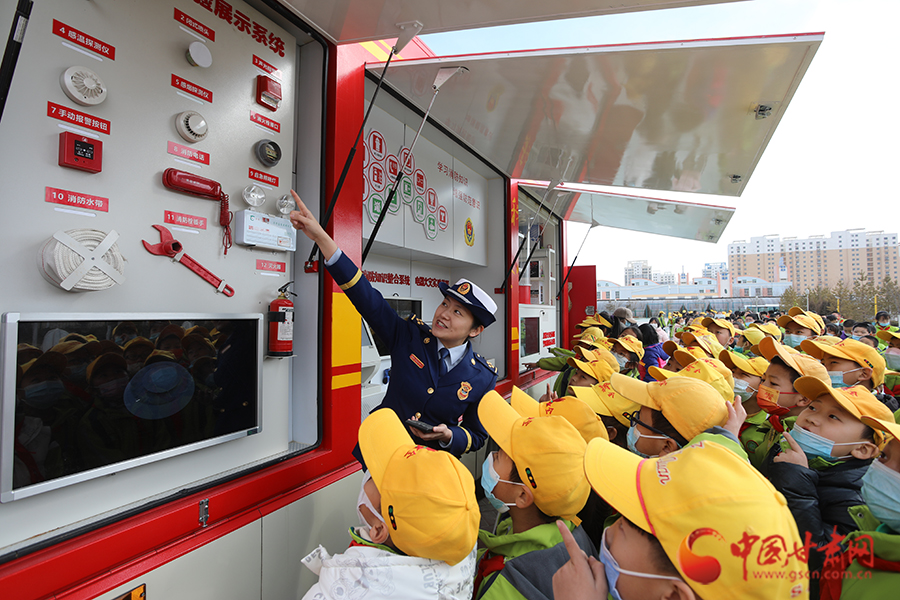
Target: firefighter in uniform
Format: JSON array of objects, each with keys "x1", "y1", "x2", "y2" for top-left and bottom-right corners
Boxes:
[{"x1": 289, "y1": 191, "x2": 498, "y2": 462}]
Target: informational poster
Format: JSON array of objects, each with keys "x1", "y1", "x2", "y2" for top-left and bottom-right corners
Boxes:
[{"x1": 361, "y1": 104, "x2": 487, "y2": 266}]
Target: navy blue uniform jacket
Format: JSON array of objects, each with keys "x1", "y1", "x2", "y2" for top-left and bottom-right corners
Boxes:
[{"x1": 326, "y1": 252, "x2": 497, "y2": 459}]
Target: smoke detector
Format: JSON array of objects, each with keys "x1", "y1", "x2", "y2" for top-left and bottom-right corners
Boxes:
[
  {"x1": 175, "y1": 110, "x2": 209, "y2": 143},
  {"x1": 60, "y1": 66, "x2": 108, "y2": 106}
]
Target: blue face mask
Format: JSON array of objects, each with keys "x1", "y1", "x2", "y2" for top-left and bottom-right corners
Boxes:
[
  {"x1": 782, "y1": 333, "x2": 807, "y2": 348},
  {"x1": 789, "y1": 424, "x2": 867, "y2": 462},
  {"x1": 851, "y1": 335, "x2": 863, "y2": 341},
  {"x1": 878, "y1": 321, "x2": 890, "y2": 328},
  {"x1": 734, "y1": 378, "x2": 756, "y2": 402},
  {"x1": 886, "y1": 352, "x2": 900, "y2": 372},
  {"x1": 827, "y1": 367, "x2": 863, "y2": 389},
  {"x1": 626, "y1": 425, "x2": 669, "y2": 459},
  {"x1": 22, "y1": 380, "x2": 66, "y2": 409},
  {"x1": 861, "y1": 460, "x2": 900, "y2": 533},
  {"x1": 599, "y1": 526, "x2": 682, "y2": 600},
  {"x1": 481, "y1": 452, "x2": 524, "y2": 514},
  {"x1": 67, "y1": 363, "x2": 88, "y2": 382}
]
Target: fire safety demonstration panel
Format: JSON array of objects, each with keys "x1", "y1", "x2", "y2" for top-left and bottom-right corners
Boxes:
[{"x1": 0, "y1": 0, "x2": 299, "y2": 314}]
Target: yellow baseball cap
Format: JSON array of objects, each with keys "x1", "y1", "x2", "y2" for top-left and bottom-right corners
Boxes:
[
  {"x1": 510, "y1": 386, "x2": 608, "y2": 443},
  {"x1": 788, "y1": 306, "x2": 825, "y2": 333},
  {"x1": 750, "y1": 322, "x2": 782, "y2": 341},
  {"x1": 793, "y1": 378, "x2": 894, "y2": 445},
  {"x1": 758, "y1": 337, "x2": 829, "y2": 383},
  {"x1": 652, "y1": 356, "x2": 735, "y2": 402},
  {"x1": 876, "y1": 329, "x2": 900, "y2": 343},
  {"x1": 613, "y1": 334, "x2": 645, "y2": 360},
  {"x1": 21, "y1": 351, "x2": 66, "y2": 378},
  {"x1": 610, "y1": 373, "x2": 729, "y2": 441},
  {"x1": 860, "y1": 411, "x2": 900, "y2": 445},
  {"x1": 584, "y1": 438, "x2": 808, "y2": 599},
  {"x1": 681, "y1": 332, "x2": 724, "y2": 358},
  {"x1": 359, "y1": 409, "x2": 479, "y2": 565},
  {"x1": 573, "y1": 382, "x2": 640, "y2": 427},
  {"x1": 578, "y1": 315, "x2": 612, "y2": 329},
  {"x1": 701, "y1": 317, "x2": 735, "y2": 336},
  {"x1": 718, "y1": 349, "x2": 769, "y2": 378},
  {"x1": 567, "y1": 356, "x2": 616, "y2": 384},
  {"x1": 86, "y1": 353, "x2": 127, "y2": 384},
  {"x1": 574, "y1": 326, "x2": 605, "y2": 346},
  {"x1": 674, "y1": 325, "x2": 708, "y2": 340},
  {"x1": 662, "y1": 340, "x2": 680, "y2": 357},
  {"x1": 478, "y1": 391, "x2": 590, "y2": 520},
  {"x1": 777, "y1": 313, "x2": 822, "y2": 336},
  {"x1": 576, "y1": 346, "x2": 620, "y2": 376},
  {"x1": 800, "y1": 338, "x2": 886, "y2": 387},
  {"x1": 738, "y1": 327, "x2": 766, "y2": 347}
]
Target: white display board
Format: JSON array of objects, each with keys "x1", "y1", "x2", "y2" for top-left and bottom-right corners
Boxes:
[{"x1": 361, "y1": 104, "x2": 488, "y2": 266}]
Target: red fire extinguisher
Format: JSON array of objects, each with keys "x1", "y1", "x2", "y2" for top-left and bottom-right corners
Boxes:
[{"x1": 268, "y1": 281, "x2": 295, "y2": 356}]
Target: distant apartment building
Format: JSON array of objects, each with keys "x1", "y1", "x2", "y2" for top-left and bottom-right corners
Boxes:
[
  {"x1": 702, "y1": 262, "x2": 728, "y2": 278},
  {"x1": 652, "y1": 271, "x2": 676, "y2": 285},
  {"x1": 728, "y1": 230, "x2": 900, "y2": 291},
  {"x1": 624, "y1": 260, "x2": 652, "y2": 286}
]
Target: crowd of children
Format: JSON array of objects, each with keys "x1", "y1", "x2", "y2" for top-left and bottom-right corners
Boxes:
[{"x1": 302, "y1": 306, "x2": 900, "y2": 600}]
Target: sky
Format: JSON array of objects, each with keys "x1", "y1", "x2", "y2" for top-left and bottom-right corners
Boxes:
[{"x1": 420, "y1": 0, "x2": 899, "y2": 284}]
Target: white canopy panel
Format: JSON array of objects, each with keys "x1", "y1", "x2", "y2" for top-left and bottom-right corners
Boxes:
[
  {"x1": 275, "y1": 0, "x2": 747, "y2": 44},
  {"x1": 519, "y1": 182, "x2": 735, "y2": 243},
  {"x1": 372, "y1": 33, "x2": 822, "y2": 196}
]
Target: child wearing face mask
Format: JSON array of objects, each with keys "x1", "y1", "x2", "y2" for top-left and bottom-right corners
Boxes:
[
  {"x1": 718, "y1": 349, "x2": 771, "y2": 456},
  {"x1": 510, "y1": 388, "x2": 613, "y2": 549},
  {"x1": 610, "y1": 335, "x2": 643, "y2": 379},
  {"x1": 748, "y1": 337, "x2": 830, "y2": 470},
  {"x1": 875, "y1": 311, "x2": 898, "y2": 349},
  {"x1": 301, "y1": 409, "x2": 479, "y2": 600},
  {"x1": 877, "y1": 330, "x2": 900, "y2": 399},
  {"x1": 818, "y1": 410, "x2": 900, "y2": 599},
  {"x1": 473, "y1": 391, "x2": 595, "y2": 600},
  {"x1": 762, "y1": 379, "x2": 893, "y2": 595},
  {"x1": 552, "y1": 430, "x2": 810, "y2": 600},
  {"x1": 777, "y1": 311, "x2": 822, "y2": 350},
  {"x1": 801, "y1": 337, "x2": 898, "y2": 412},
  {"x1": 609, "y1": 372, "x2": 731, "y2": 460}
]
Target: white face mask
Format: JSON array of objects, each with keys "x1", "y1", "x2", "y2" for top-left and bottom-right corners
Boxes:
[{"x1": 357, "y1": 472, "x2": 384, "y2": 532}]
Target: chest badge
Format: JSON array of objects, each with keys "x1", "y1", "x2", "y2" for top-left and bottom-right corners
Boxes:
[
  {"x1": 410, "y1": 354, "x2": 424, "y2": 369},
  {"x1": 458, "y1": 381, "x2": 473, "y2": 400}
]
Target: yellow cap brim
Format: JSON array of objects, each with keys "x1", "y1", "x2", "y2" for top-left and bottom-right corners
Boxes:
[
  {"x1": 584, "y1": 437, "x2": 650, "y2": 532},
  {"x1": 478, "y1": 391, "x2": 519, "y2": 456},
  {"x1": 359, "y1": 408, "x2": 414, "y2": 490},
  {"x1": 610, "y1": 373, "x2": 659, "y2": 411},
  {"x1": 861, "y1": 416, "x2": 900, "y2": 442},
  {"x1": 649, "y1": 365, "x2": 676, "y2": 382},
  {"x1": 510, "y1": 386, "x2": 539, "y2": 417}
]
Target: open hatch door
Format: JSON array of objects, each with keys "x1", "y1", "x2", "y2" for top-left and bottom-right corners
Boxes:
[
  {"x1": 519, "y1": 182, "x2": 735, "y2": 243},
  {"x1": 274, "y1": 0, "x2": 748, "y2": 45},
  {"x1": 370, "y1": 33, "x2": 822, "y2": 196}
]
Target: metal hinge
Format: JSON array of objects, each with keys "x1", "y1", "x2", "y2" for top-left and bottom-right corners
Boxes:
[{"x1": 199, "y1": 499, "x2": 210, "y2": 528}]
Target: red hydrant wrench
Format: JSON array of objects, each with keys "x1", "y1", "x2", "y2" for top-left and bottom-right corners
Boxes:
[{"x1": 142, "y1": 225, "x2": 235, "y2": 297}]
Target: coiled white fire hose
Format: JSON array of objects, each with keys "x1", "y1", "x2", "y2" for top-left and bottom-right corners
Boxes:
[{"x1": 38, "y1": 229, "x2": 126, "y2": 292}]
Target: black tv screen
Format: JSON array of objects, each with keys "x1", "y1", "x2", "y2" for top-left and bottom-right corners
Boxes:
[{"x1": 1, "y1": 313, "x2": 262, "y2": 501}]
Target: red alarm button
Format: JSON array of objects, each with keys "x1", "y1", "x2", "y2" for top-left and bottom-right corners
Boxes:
[{"x1": 59, "y1": 131, "x2": 102, "y2": 173}]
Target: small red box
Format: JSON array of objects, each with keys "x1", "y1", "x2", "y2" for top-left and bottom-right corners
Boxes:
[
  {"x1": 256, "y1": 74, "x2": 282, "y2": 111},
  {"x1": 58, "y1": 131, "x2": 102, "y2": 173}
]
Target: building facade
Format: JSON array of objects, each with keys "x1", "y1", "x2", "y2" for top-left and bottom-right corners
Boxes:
[
  {"x1": 728, "y1": 230, "x2": 900, "y2": 291},
  {"x1": 624, "y1": 259, "x2": 652, "y2": 286}
]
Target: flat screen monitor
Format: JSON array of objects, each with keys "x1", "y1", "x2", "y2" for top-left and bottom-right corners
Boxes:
[{"x1": 1, "y1": 313, "x2": 263, "y2": 502}]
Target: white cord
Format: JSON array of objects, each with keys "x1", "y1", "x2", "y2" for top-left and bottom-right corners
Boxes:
[{"x1": 38, "y1": 229, "x2": 127, "y2": 292}]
